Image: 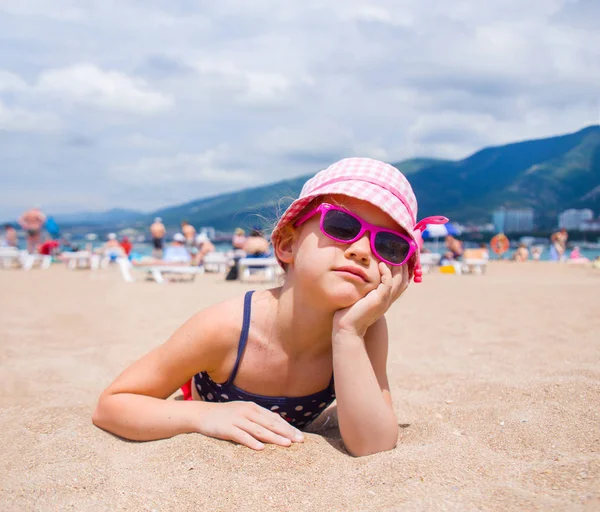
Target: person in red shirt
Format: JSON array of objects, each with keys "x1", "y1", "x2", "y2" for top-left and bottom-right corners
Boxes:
[
  {"x1": 38, "y1": 240, "x2": 60, "y2": 255},
  {"x1": 120, "y1": 236, "x2": 133, "y2": 256}
]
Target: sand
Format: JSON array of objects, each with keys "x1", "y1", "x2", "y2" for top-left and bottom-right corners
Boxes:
[{"x1": 0, "y1": 262, "x2": 598, "y2": 511}]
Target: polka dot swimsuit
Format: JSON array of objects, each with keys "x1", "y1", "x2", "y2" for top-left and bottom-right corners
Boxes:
[{"x1": 193, "y1": 291, "x2": 336, "y2": 430}]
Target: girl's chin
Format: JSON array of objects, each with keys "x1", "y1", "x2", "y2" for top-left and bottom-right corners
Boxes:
[{"x1": 325, "y1": 286, "x2": 370, "y2": 309}]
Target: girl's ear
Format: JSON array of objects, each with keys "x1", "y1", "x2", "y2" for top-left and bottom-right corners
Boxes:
[{"x1": 274, "y1": 224, "x2": 295, "y2": 265}]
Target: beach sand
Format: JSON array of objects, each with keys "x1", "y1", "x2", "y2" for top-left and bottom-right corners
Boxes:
[{"x1": 0, "y1": 262, "x2": 598, "y2": 511}]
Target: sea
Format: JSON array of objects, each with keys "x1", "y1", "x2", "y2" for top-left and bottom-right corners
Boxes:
[{"x1": 85, "y1": 240, "x2": 600, "y2": 262}]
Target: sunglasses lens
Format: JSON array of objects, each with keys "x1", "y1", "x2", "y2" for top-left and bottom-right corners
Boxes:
[
  {"x1": 322, "y1": 209, "x2": 361, "y2": 241},
  {"x1": 375, "y1": 231, "x2": 411, "y2": 264}
]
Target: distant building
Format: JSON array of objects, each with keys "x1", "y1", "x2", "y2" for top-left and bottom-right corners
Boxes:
[
  {"x1": 580, "y1": 219, "x2": 600, "y2": 232},
  {"x1": 492, "y1": 207, "x2": 535, "y2": 233},
  {"x1": 558, "y1": 209, "x2": 594, "y2": 230}
]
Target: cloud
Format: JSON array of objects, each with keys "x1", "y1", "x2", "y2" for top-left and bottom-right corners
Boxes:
[
  {"x1": 0, "y1": 70, "x2": 28, "y2": 93},
  {"x1": 0, "y1": 98, "x2": 60, "y2": 132},
  {"x1": 0, "y1": 0, "x2": 598, "y2": 218},
  {"x1": 36, "y1": 64, "x2": 174, "y2": 114},
  {"x1": 186, "y1": 58, "x2": 313, "y2": 107},
  {"x1": 109, "y1": 147, "x2": 255, "y2": 185}
]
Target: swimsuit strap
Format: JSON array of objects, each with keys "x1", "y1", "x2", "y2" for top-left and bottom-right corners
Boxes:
[{"x1": 225, "y1": 290, "x2": 255, "y2": 385}]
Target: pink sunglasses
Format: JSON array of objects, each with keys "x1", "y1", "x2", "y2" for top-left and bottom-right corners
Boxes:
[{"x1": 294, "y1": 203, "x2": 418, "y2": 266}]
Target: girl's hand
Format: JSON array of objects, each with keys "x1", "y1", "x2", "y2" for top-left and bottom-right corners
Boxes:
[
  {"x1": 196, "y1": 401, "x2": 305, "y2": 450},
  {"x1": 333, "y1": 262, "x2": 409, "y2": 338}
]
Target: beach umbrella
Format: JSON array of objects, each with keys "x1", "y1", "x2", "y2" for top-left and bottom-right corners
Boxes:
[
  {"x1": 422, "y1": 222, "x2": 461, "y2": 252},
  {"x1": 422, "y1": 222, "x2": 460, "y2": 239}
]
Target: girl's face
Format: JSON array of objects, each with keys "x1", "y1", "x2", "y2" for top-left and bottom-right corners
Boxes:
[{"x1": 289, "y1": 195, "x2": 407, "y2": 309}]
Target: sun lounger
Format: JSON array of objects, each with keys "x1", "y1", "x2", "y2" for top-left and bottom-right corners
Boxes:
[
  {"x1": 202, "y1": 252, "x2": 230, "y2": 273},
  {"x1": 61, "y1": 251, "x2": 101, "y2": 270},
  {"x1": 118, "y1": 258, "x2": 205, "y2": 284},
  {"x1": 238, "y1": 257, "x2": 281, "y2": 282},
  {"x1": 0, "y1": 247, "x2": 22, "y2": 269},
  {"x1": 461, "y1": 249, "x2": 489, "y2": 275},
  {"x1": 1, "y1": 248, "x2": 51, "y2": 270},
  {"x1": 20, "y1": 253, "x2": 52, "y2": 270},
  {"x1": 419, "y1": 252, "x2": 441, "y2": 273}
]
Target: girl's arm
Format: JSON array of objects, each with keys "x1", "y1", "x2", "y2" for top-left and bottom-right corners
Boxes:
[
  {"x1": 332, "y1": 317, "x2": 398, "y2": 457},
  {"x1": 331, "y1": 262, "x2": 409, "y2": 456},
  {"x1": 92, "y1": 299, "x2": 303, "y2": 449}
]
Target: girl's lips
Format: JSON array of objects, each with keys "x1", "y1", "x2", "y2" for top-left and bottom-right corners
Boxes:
[{"x1": 333, "y1": 266, "x2": 369, "y2": 282}]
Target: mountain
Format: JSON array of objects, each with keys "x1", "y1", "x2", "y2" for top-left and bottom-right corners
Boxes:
[
  {"x1": 43, "y1": 125, "x2": 600, "y2": 232},
  {"x1": 408, "y1": 125, "x2": 600, "y2": 227},
  {"x1": 140, "y1": 158, "x2": 452, "y2": 231},
  {"x1": 147, "y1": 126, "x2": 599, "y2": 231}
]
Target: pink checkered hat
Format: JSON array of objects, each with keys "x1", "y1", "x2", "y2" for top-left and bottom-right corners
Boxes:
[{"x1": 271, "y1": 157, "x2": 447, "y2": 282}]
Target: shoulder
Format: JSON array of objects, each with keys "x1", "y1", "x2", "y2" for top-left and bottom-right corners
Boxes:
[{"x1": 173, "y1": 294, "x2": 249, "y2": 370}]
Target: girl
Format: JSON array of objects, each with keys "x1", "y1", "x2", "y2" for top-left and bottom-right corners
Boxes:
[{"x1": 93, "y1": 158, "x2": 447, "y2": 457}]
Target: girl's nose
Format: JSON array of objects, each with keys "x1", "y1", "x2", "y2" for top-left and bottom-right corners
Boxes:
[{"x1": 344, "y1": 233, "x2": 372, "y2": 265}]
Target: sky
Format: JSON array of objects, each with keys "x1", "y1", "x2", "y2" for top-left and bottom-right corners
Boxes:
[{"x1": 1, "y1": 0, "x2": 599, "y2": 220}]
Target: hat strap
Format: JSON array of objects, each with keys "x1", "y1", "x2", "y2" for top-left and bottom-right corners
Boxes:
[{"x1": 414, "y1": 216, "x2": 448, "y2": 233}]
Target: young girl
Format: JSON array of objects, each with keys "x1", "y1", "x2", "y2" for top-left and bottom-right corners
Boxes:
[{"x1": 93, "y1": 157, "x2": 447, "y2": 457}]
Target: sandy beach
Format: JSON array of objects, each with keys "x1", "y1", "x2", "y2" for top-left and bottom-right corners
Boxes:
[{"x1": 0, "y1": 261, "x2": 598, "y2": 511}]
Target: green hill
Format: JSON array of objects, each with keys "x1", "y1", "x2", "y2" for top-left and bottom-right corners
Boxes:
[
  {"x1": 409, "y1": 125, "x2": 600, "y2": 227},
  {"x1": 46, "y1": 125, "x2": 600, "y2": 233},
  {"x1": 147, "y1": 125, "x2": 599, "y2": 231}
]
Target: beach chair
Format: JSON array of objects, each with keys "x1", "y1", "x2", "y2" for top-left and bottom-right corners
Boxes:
[
  {"x1": 118, "y1": 258, "x2": 205, "y2": 284},
  {"x1": 202, "y1": 252, "x2": 230, "y2": 273},
  {"x1": 461, "y1": 249, "x2": 489, "y2": 275},
  {"x1": 19, "y1": 251, "x2": 52, "y2": 271},
  {"x1": 61, "y1": 251, "x2": 101, "y2": 270},
  {"x1": 419, "y1": 252, "x2": 441, "y2": 273},
  {"x1": 238, "y1": 257, "x2": 281, "y2": 282},
  {"x1": 0, "y1": 247, "x2": 22, "y2": 269}
]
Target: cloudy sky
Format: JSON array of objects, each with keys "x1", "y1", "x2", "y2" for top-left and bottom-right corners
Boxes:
[{"x1": 0, "y1": 0, "x2": 599, "y2": 220}]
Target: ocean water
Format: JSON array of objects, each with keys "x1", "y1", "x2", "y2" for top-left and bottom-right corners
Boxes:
[{"x1": 122, "y1": 242, "x2": 600, "y2": 262}]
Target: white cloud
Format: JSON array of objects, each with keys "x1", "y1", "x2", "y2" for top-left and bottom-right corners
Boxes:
[
  {"x1": 188, "y1": 58, "x2": 312, "y2": 107},
  {"x1": 0, "y1": 98, "x2": 60, "y2": 132},
  {"x1": 0, "y1": 0, "x2": 599, "y2": 218},
  {"x1": 0, "y1": 70, "x2": 28, "y2": 93},
  {"x1": 110, "y1": 147, "x2": 255, "y2": 185},
  {"x1": 122, "y1": 133, "x2": 170, "y2": 149},
  {"x1": 37, "y1": 64, "x2": 174, "y2": 114},
  {"x1": 0, "y1": 1, "x2": 86, "y2": 21}
]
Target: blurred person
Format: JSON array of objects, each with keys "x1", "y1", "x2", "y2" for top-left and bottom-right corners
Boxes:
[
  {"x1": 569, "y1": 246, "x2": 589, "y2": 264},
  {"x1": 120, "y1": 236, "x2": 133, "y2": 257},
  {"x1": 38, "y1": 239, "x2": 60, "y2": 256},
  {"x1": 102, "y1": 233, "x2": 126, "y2": 261},
  {"x1": 2, "y1": 224, "x2": 18, "y2": 247},
  {"x1": 18, "y1": 206, "x2": 46, "y2": 253},
  {"x1": 163, "y1": 233, "x2": 192, "y2": 263},
  {"x1": 479, "y1": 242, "x2": 490, "y2": 260},
  {"x1": 531, "y1": 246, "x2": 542, "y2": 261},
  {"x1": 243, "y1": 228, "x2": 271, "y2": 258},
  {"x1": 442, "y1": 235, "x2": 463, "y2": 262},
  {"x1": 232, "y1": 228, "x2": 247, "y2": 250},
  {"x1": 150, "y1": 217, "x2": 166, "y2": 258},
  {"x1": 181, "y1": 221, "x2": 196, "y2": 248},
  {"x1": 512, "y1": 243, "x2": 529, "y2": 262},
  {"x1": 193, "y1": 232, "x2": 216, "y2": 266},
  {"x1": 550, "y1": 228, "x2": 568, "y2": 261}
]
